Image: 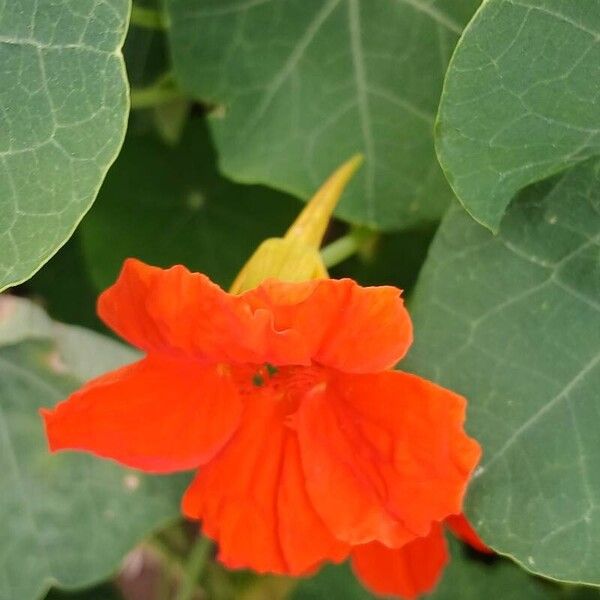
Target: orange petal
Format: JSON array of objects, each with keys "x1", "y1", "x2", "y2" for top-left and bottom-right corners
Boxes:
[
  {"x1": 297, "y1": 371, "x2": 481, "y2": 547},
  {"x1": 351, "y1": 524, "x2": 448, "y2": 599},
  {"x1": 182, "y1": 387, "x2": 349, "y2": 576},
  {"x1": 242, "y1": 277, "x2": 412, "y2": 372},
  {"x1": 42, "y1": 356, "x2": 242, "y2": 473},
  {"x1": 445, "y1": 514, "x2": 492, "y2": 554},
  {"x1": 97, "y1": 259, "x2": 308, "y2": 364},
  {"x1": 99, "y1": 261, "x2": 411, "y2": 370}
]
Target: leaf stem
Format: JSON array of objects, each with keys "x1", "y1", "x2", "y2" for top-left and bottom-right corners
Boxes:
[
  {"x1": 321, "y1": 227, "x2": 376, "y2": 268},
  {"x1": 175, "y1": 536, "x2": 213, "y2": 600},
  {"x1": 321, "y1": 235, "x2": 359, "y2": 268},
  {"x1": 130, "y1": 74, "x2": 185, "y2": 109},
  {"x1": 130, "y1": 4, "x2": 167, "y2": 29}
]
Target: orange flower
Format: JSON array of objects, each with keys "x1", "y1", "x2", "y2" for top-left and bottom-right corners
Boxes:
[
  {"x1": 42, "y1": 157, "x2": 482, "y2": 598},
  {"x1": 42, "y1": 258, "x2": 481, "y2": 597}
]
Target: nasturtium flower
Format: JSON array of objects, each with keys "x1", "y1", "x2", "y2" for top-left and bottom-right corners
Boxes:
[
  {"x1": 41, "y1": 157, "x2": 483, "y2": 599},
  {"x1": 42, "y1": 261, "x2": 481, "y2": 596}
]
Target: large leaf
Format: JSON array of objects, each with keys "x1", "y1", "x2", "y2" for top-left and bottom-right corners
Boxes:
[
  {"x1": 166, "y1": 0, "x2": 479, "y2": 230},
  {"x1": 80, "y1": 117, "x2": 300, "y2": 291},
  {"x1": 431, "y1": 542, "x2": 599, "y2": 600},
  {"x1": 436, "y1": 0, "x2": 600, "y2": 231},
  {"x1": 403, "y1": 159, "x2": 600, "y2": 584},
  {"x1": 431, "y1": 543, "x2": 599, "y2": 600},
  {"x1": 292, "y1": 538, "x2": 599, "y2": 599},
  {"x1": 0, "y1": 0, "x2": 130, "y2": 291},
  {"x1": 0, "y1": 296, "x2": 187, "y2": 600}
]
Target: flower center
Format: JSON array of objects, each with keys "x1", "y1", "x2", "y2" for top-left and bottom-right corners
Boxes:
[{"x1": 233, "y1": 363, "x2": 327, "y2": 415}]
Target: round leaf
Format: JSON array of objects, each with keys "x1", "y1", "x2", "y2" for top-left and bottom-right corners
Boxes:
[
  {"x1": 436, "y1": 0, "x2": 600, "y2": 231},
  {"x1": 404, "y1": 159, "x2": 600, "y2": 584},
  {"x1": 0, "y1": 296, "x2": 187, "y2": 600},
  {"x1": 166, "y1": 0, "x2": 479, "y2": 230},
  {"x1": 0, "y1": 0, "x2": 130, "y2": 290}
]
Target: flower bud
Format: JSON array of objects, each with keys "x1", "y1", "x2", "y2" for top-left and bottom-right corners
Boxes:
[{"x1": 230, "y1": 155, "x2": 363, "y2": 294}]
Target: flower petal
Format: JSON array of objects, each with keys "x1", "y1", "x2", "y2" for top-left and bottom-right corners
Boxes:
[
  {"x1": 351, "y1": 524, "x2": 448, "y2": 600},
  {"x1": 242, "y1": 278, "x2": 412, "y2": 372},
  {"x1": 99, "y1": 261, "x2": 411, "y2": 370},
  {"x1": 182, "y1": 387, "x2": 349, "y2": 576},
  {"x1": 42, "y1": 356, "x2": 242, "y2": 473},
  {"x1": 445, "y1": 514, "x2": 492, "y2": 554},
  {"x1": 98, "y1": 259, "x2": 307, "y2": 364},
  {"x1": 297, "y1": 371, "x2": 481, "y2": 547}
]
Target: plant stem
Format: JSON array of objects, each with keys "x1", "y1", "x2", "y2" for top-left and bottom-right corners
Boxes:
[
  {"x1": 175, "y1": 536, "x2": 213, "y2": 600},
  {"x1": 321, "y1": 227, "x2": 376, "y2": 268},
  {"x1": 130, "y1": 86, "x2": 183, "y2": 109},
  {"x1": 130, "y1": 4, "x2": 167, "y2": 29},
  {"x1": 130, "y1": 75, "x2": 184, "y2": 109},
  {"x1": 321, "y1": 234, "x2": 360, "y2": 268}
]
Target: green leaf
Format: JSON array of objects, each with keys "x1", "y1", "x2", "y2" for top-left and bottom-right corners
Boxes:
[
  {"x1": 436, "y1": 0, "x2": 600, "y2": 231},
  {"x1": 403, "y1": 158, "x2": 600, "y2": 584},
  {"x1": 292, "y1": 538, "x2": 599, "y2": 599},
  {"x1": 0, "y1": 296, "x2": 187, "y2": 600},
  {"x1": 80, "y1": 117, "x2": 301, "y2": 291},
  {"x1": 166, "y1": 0, "x2": 479, "y2": 230},
  {"x1": 432, "y1": 540, "x2": 600, "y2": 600},
  {"x1": 434, "y1": 538, "x2": 600, "y2": 600},
  {"x1": 0, "y1": 0, "x2": 130, "y2": 291}
]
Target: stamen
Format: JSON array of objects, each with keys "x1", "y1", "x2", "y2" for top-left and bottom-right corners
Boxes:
[{"x1": 265, "y1": 363, "x2": 278, "y2": 377}]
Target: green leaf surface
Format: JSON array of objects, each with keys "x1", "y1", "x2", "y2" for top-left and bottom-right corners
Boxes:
[
  {"x1": 166, "y1": 0, "x2": 479, "y2": 230},
  {"x1": 436, "y1": 0, "x2": 600, "y2": 231},
  {"x1": 0, "y1": 296, "x2": 187, "y2": 600},
  {"x1": 0, "y1": 0, "x2": 130, "y2": 291},
  {"x1": 292, "y1": 538, "x2": 599, "y2": 599},
  {"x1": 403, "y1": 158, "x2": 600, "y2": 584},
  {"x1": 431, "y1": 541, "x2": 600, "y2": 600},
  {"x1": 80, "y1": 117, "x2": 301, "y2": 291}
]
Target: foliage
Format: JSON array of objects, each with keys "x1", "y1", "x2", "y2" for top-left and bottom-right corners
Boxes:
[
  {"x1": 404, "y1": 158, "x2": 600, "y2": 585},
  {"x1": 0, "y1": 0, "x2": 129, "y2": 290},
  {"x1": 0, "y1": 297, "x2": 187, "y2": 600},
  {"x1": 1, "y1": 0, "x2": 599, "y2": 598}
]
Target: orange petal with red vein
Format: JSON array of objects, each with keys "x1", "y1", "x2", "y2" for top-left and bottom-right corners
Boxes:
[
  {"x1": 182, "y1": 388, "x2": 349, "y2": 576},
  {"x1": 42, "y1": 356, "x2": 242, "y2": 473},
  {"x1": 97, "y1": 259, "x2": 308, "y2": 365},
  {"x1": 297, "y1": 371, "x2": 481, "y2": 547},
  {"x1": 242, "y1": 277, "x2": 412, "y2": 372},
  {"x1": 351, "y1": 524, "x2": 448, "y2": 599},
  {"x1": 445, "y1": 514, "x2": 492, "y2": 554}
]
